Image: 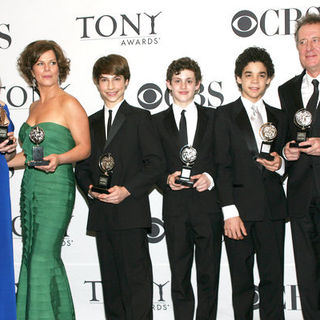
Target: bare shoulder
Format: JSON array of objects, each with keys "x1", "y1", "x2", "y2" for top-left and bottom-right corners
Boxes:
[
  {"x1": 60, "y1": 92, "x2": 87, "y2": 115},
  {"x1": 0, "y1": 100, "x2": 5, "y2": 106}
]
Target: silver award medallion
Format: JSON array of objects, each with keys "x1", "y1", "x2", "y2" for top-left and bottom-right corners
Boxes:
[
  {"x1": 290, "y1": 108, "x2": 312, "y2": 148},
  {"x1": 28, "y1": 126, "x2": 50, "y2": 166},
  {"x1": 258, "y1": 123, "x2": 277, "y2": 161},
  {"x1": 92, "y1": 153, "x2": 115, "y2": 194},
  {"x1": 175, "y1": 145, "x2": 198, "y2": 187}
]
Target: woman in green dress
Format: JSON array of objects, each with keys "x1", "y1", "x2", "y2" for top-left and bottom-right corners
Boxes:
[{"x1": 8, "y1": 40, "x2": 91, "y2": 320}]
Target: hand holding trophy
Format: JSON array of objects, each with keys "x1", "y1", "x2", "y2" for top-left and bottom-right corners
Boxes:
[
  {"x1": 175, "y1": 145, "x2": 198, "y2": 187},
  {"x1": 290, "y1": 108, "x2": 312, "y2": 148},
  {"x1": 258, "y1": 122, "x2": 277, "y2": 161},
  {"x1": 28, "y1": 126, "x2": 50, "y2": 166},
  {"x1": 91, "y1": 153, "x2": 115, "y2": 194},
  {"x1": 0, "y1": 105, "x2": 12, "y2": 144}
]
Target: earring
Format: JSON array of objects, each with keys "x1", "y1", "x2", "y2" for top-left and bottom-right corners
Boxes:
[
  {"x1": 32, "y1": 77, "x2": 37, "y2": 89},
  {"x1": 58, "y1": 75, "x2": 61, "y2": 86}
]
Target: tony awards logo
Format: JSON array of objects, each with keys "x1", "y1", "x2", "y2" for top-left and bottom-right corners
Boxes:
[
  {"x1": 91, "y1": 153, "x2": 115, "y2": 194},
  {"x1": 290, "y1": 108, "x2": 312, "y2": 148},
  {"x1": 175, "y1": 145, "x2": 197, "y2": 187},
  {"x1": 28, "y1": 126, "x2": 49, "y2": 166},
  {"x1": 258, "y1": 122, "x2": 277, "y2": 160}
]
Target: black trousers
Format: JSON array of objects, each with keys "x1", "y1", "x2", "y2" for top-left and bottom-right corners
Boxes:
[
  {"x1": 225, "y1": 218, "x2": 285, "y2": 320},
  {"x1": 96, "y1": 228, "x2": 153, "y2": 320},
  {"x1": 164, "y1": 197, "x2": 223, "y2": 320},
  {"x1": 291, "y1": 196, "x2": 320, "y2": 320}
]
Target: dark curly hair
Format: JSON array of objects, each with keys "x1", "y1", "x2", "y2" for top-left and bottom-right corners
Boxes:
[
  {"x1": 92, "y1": 54, "x2": 130, "y2": 84},
  {"x1": 17, "y1": 40, "x2": 70, "y2": 86},
  {"x1": 235, "y1": 47, "x2": 274, "y2": 90},
  {"x1": 166, "y1": 57, "x2": 202, "y2": 84},
  {"x1": 295, "y1": 13, "x2": 320, "y2": 44}
]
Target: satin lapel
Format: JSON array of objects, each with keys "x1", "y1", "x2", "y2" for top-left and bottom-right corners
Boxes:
[
  {"x1": 94, "y1": 109, "x2": 107, "y2": 153},
  {"x1": 103, "y1": 103, "x2": 126, "y2": 151},
  {"x1": 192, "y1": 105, "x2": 207, "y2": 149},
  {"x1": 293, "y1": 71, "x2": 305, "y2": 110},
  {"x1": 164, "y1": 106, "x2": 180, "y2": 150},
  {"x1": 234, "y1": 99, "x2": 260, "y2": 161},
  {"x1": 265, "y1": 104, "x2": 278, "y2": 128}
]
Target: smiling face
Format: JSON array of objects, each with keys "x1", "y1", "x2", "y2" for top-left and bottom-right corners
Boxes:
[
  {"x1": 166, "y1": 69, "x2": 200, "y2": 107},
  {"x1": 32, "y1": 50, "x2": 59, "y2": 87},
  {"x1": 97, "y1": 74, "x2": 128, "y2": 108},
  {"x1": 236, "y1": 61, "x2": 271, "y2": 103},
  {"x1": 297, "y1": 23, "x2": 320, "y2": 77}
]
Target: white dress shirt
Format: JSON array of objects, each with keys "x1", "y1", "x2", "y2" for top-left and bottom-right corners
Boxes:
[
  {"x1": 104, "y1": 100, "x2": 123, "y2": 140},
  {"x1": 301, "y1": 73, "x2": 320, "y2": 108},
  {"x1": 172, "y1": 102, "x2": 214, "y2": 190}
]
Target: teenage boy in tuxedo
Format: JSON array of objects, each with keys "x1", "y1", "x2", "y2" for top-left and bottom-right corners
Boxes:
[
  {"x1": 152, "y1": 57, "x2": 223, "y2": 320},
  {"x1": 75, "y1": 54, "x2": 164, "y2": 320},
  {"x1": 214, "y1": 47, "x2": 287, "y2": 320}
]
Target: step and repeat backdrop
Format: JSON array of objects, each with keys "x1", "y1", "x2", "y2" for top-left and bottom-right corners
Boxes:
[{"x1": 1, "y1": 0, "x2": 319, "y2": 319}]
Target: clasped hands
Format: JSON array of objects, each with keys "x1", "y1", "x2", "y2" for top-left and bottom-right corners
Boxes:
[
  {"x1": 89, "y1": 185, "x2": 130, "y2": 204},
  {"x1": 284, "y1": 137, "x2": 320, "y2": 161},
  {"x1": 0, "y1": 132, "x2": 17, "y2": 154},
  {"x1": 167, "y1": 171, "x2": 210, "y2": 192},
  {"x1": 256, "y1": 152, "x2": 282, "y2": 172}
]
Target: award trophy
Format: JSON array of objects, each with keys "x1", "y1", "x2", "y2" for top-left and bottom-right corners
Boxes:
[
  {"x1": 91, "y1": 153, "x2": 115, "y2": 194},
  {"x1": 175, "y1": 145, "x2": 198, "y2": 187},
  {"x1": 258, "y1": 122, "x2": 277, "y2": 161},
  {"x1": 0, "y1": 105, "x2": 11, "y2": 144},
  {"x1": 290, "y1": 108, "x2": 312, "y2": 148},
  {"x1": 28, "y1": 126, "x2": 50, "y2": 166}
]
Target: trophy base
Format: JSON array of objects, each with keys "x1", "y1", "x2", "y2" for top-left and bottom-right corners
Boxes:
[
  {"x1": 175, "y1": 177, "x2": 196, "y2": 187},
  {"x1": 258, "y1": 152, "x2": 274, "y2": 161},
  {"x1": 28, "y1": 160, "x2": 50, "y2": 167},
  {"x1": 91, "y1": 185, "x2": 110, "y2": 194},
  {"x1": 0, "y1": 137, "x2": 13, "y2": 144},
  {"x1": 289, "y1": 142, "x2": 311, "y2": 149}
]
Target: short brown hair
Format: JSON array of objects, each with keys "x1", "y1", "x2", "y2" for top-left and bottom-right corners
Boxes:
[
  {"x1": 92, "y1": 54, "x2": 130, "y2": 84},
  {"x1": 295, "y1": 13, "x2": 320, "y2": 43},
  {"x1": 166, "y1": 57, "x2": 202, "y2": 84},
  {"x1": 17, "y1": 40, "x2": 70, "y2": 85}
]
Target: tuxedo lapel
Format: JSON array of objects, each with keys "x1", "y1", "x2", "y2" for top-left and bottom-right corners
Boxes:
[
  {"x1": 234, "y1": 99, "x2": 259, "y2": 159},
  {"x1": 293, "y1": 71, "x2": 305, "y2": 110},
  {"x1": 265, "y1": 104, "x2": 279, "y2": 128},
  {"x1": 193, "y1": 105, "x2": 208, "y2": 149},
  {"x1": 163, "y1": 106, "x2": 180, "y2": 150},
  {"x1": 104, "y1": 102, "x2": 126, "y2": 151},
  {"x1": 94, "y1": 109, "x2": 107, "y2": 153}
]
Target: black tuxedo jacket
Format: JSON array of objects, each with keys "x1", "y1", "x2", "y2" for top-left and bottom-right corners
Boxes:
[
  {"x1": 214, "y1": 98, "x2": 287, "y2": 221},
  {"x1": 75, "y1": 100, "x2": 164, "y2": 231},
  {"x1": 279, "y1": 70, "x2": 320, "y2": 216},
  {"x1": 152, "y1": 103, "x2": 220, "y2": 214}
]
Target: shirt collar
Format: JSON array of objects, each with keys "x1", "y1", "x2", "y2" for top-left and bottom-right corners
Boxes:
[
  {"x1": 304, "y1": 73, "x2": 320, "y2": 89},
  {"x1": 241, "y1": 96, "x2": 263, "y2": 110},
  {"x1": 104, "y1": 99, "x2": 124, "y2": 116}
]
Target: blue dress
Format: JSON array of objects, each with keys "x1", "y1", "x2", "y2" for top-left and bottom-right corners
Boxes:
[{"x1": 0, "y1": 104, "x2": 16, "y2": 320}]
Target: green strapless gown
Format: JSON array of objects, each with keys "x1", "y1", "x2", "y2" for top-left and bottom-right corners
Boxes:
[{"x1": 17, "y1": 122, "x2": 76, "y2": 320}]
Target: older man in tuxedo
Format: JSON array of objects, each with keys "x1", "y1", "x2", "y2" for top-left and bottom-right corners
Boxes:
[{"x1": 279, "y1": 13, "x2": 320, "y2": 320}]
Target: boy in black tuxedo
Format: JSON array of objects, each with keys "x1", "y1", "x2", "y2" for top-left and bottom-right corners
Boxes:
[
  {"x1": 75, "y1": 54, "x2": 164, "y2": 320},
  {"x1": 152, "y1": 57, "x2": 223, "y2": 320},
  {"x1": 214, "y1": 47, "x2": 287, "y2": 320}
]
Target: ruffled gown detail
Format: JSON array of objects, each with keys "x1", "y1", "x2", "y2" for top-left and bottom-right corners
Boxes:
[{"x1": 17, "y1": 122, "x2": 76, "y2": 320}]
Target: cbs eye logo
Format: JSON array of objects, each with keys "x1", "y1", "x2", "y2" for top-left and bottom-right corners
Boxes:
[
  {"x1": 137, "y1": 83, "x2": 169, "y2": 110},
  {"x1": 232, "y1": 10, "x2": 258, "y2": 37},
  {"x1": 148, "y1": 217, "x2": 165, "y2": 243}
]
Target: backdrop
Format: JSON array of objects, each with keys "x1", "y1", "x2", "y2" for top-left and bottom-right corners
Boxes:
[{"x1": 1, "y1": 0, "x2": 318, "y2": 318}]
